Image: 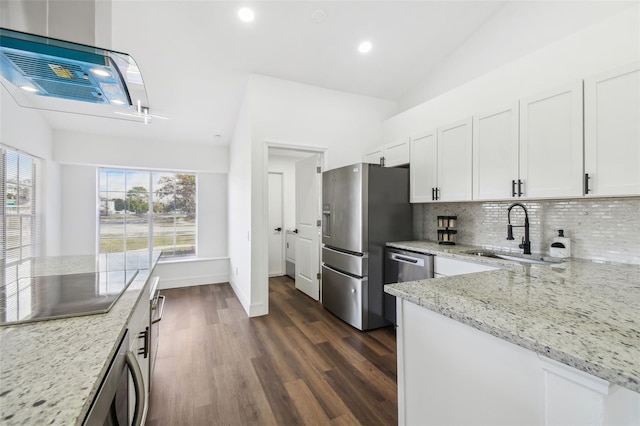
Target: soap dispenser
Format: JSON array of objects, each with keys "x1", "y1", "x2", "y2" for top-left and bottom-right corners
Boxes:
[{"x1": 550, "y1": 229, "x2": 571, "y2": 258}]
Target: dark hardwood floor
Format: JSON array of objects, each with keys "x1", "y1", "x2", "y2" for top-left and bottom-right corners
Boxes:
[{"x1": 146, "y1": 276, "x2": 398, "y2": 425}]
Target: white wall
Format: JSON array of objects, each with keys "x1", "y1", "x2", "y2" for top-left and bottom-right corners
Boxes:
[
  {"x1": 53, "y1": 130, "x2": 230, "y2": 286},
  {"x1": 398, "y1": 2, "x2": 636, "y2": 111},
  {"x1": 227, "y1": 91, "x2": 253, "y2": 314},
  {"x1": 383, "y1": 4, "x2": 640, "y2": 143},
  {"x1": 54, "y1": 130, "x2": 229, "y2": 172},
  {"x1": 1, "y1": 85, "x2": 61, "y2": 256},
  {"x1": 229, "y1": 74, "x2": 397, "y2": 317}
]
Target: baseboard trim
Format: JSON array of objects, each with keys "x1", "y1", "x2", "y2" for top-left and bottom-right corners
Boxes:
[{"x1": 228, "y1": 275, "x2": 251, "y2": 316}]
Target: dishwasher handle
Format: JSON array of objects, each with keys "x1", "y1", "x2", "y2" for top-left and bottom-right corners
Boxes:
[{"x1": 390, "y1": 252, "x2": 425, "y2": 267}]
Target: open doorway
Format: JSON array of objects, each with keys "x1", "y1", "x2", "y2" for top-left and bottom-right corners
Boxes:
[{"x1": 266, "y1": 144, "x2": 326, "y2": 303}]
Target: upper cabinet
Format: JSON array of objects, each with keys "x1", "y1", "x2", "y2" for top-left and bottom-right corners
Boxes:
[
  {"x1": 519, "y1": 82, "x2": 584, "y2": 198},
  {"x1": 410, "y1": 118, "x2": 472, "y2": 202},
  {"x1": 410, "y1": 130, "x2": 438, "y2": 202},
  {"x1": 364, "y1": 147, "x2": 384, "y2": 165},
  {"x1": 438, "y1": 118, "x2": 473, "y2": 201},
  {"x1": 473, "y1": 103, "x2": 520, "y2": 200},
  {"x1": 364, "y1": 140, "x2": 410, "y2": 167},
  {"x1": 584, "y1": 63, "x2": 640, "y2": 197}
]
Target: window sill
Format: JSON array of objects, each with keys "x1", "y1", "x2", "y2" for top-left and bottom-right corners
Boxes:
[{"x1": 157, "y1": 256, "x2": 229, "y2": 265}]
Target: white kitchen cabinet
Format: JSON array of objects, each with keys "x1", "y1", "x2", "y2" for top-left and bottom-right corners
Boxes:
[
  {"x1": 364, "y1": 147, "x2": 384, "y2": 165},
  {"x1": 519, "y1": 82, "x2": 583, "y2": 198},
  {"x1": 409, "y1": 130, "x2": 438, "y2": 202},
  {"x1": 127, "y1": 281, "x2": 151, "y2": 424},
  {"x1": 383, "y1": 139, "x2": 410, "y2": 167},
  {"x1": 410, "y1": 118, "x2": 472, "y2": 203},
  {"x1": 364, "y1": 139, "x2": 410, "y2": 167},
  {"x1": 438, "y1": 118, "x2": 473, "y2": 201},
  {"x1": 472, "y1": 103, "x2": 520, "y2": 200},
  {"x1": 584, "y1": 63, "x2": 640, "y2": 197},
  {"x1": 396, "y1": 298, "x2": 640, "y2": 426},
  {"x1": 434, "y1": 256, "x2": 498, "y2": 277}
]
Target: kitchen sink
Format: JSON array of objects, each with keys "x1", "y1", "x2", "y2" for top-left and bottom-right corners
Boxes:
[{"x1": 461, "y1": 250, "x2": 563, "y2": 265}]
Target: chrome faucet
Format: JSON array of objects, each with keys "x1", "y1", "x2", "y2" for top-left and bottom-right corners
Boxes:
[{"x1": 507, "y1": 203, "x2": 531, "y2": 255}]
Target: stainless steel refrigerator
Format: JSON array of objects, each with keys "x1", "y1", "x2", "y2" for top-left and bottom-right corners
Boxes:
[{"x1": 321, "y1": 163, "x2": 413, "y2": 331}]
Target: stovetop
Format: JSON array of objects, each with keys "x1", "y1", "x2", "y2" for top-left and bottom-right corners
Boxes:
[{"x1": 0, "y1": 269, "x2": 139, "y2": 326}]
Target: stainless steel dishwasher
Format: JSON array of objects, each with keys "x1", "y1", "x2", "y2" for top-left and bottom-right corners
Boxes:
[{"x1": 384, "y1": 247, "x2": 435, "y2": 325}]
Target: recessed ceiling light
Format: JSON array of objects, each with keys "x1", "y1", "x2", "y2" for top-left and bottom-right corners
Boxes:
[
  {"x1": 91, "y1": 68, "x2": 111, "y2": 78},
  {"x1": 20, "y1": 85, "x2": 38, "y2": 93},
  {"x1": 238, "y1": 7, "x2": 255, "y2": 23},
  {"x1": 311, "y1": 10, "x2": 326, "y2": 24},
  {"x1": 358, "y1": 41, "x2": 373, "y2": 54}
]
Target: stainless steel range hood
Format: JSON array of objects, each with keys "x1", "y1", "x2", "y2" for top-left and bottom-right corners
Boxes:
[{"x1": 0, "y1": 27, "x2": 157, "y2": 122}]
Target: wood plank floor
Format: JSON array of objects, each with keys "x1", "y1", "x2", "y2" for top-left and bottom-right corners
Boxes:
[{"x1": 146, "y1": 276, "x2": 398, "y2": 426}]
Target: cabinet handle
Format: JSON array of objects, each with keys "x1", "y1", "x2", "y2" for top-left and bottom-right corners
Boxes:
[
  {"x1": 517, "y1": 179, "x2": 523, "y2": 197},
  {"x1": 431, "y1": 187, "x2": 435, "y2": 201},
  {"x1": 584, "y1": 173, "x2": 591, "y2": 194},
  {"x1": 436, "y1": 188, "x2": 440, "y2": 200},
  {"x1": 151, "y1": 295, "x2": 166, "y2": 324},
  {"x1": 511, "y1": 180, "x2": 516, "y2": 197},
  {"x1": 138, "y1": 327, "x2": 149, "y2": 358},
  {"x1": 125, "y1": 351, "x2": 147, "y2": 426},
  {"x1": 380, "y1": 156, "x2": 385, "y2": 167}
]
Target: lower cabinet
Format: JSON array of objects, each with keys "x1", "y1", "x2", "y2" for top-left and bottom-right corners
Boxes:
[
  {"x1": 127, "y1": 281, "x2": 151, "y2": 424},
  {"x1": 396, "y1": 298, "x2": 640, "y2": 425},
  {"x1": 434, "y1": 256, "x2": 498, "y2": 277}
]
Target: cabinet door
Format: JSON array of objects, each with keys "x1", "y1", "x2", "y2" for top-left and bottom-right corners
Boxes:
[
  {"x1": 584, "y1": 63, "x2": 640, "y2": 196},
  {"x1": 434, "y1": 256, "x2": 498, "y2": 276},
  {"x1": 473, "y1": 103, "x2": 520, "y2": 200},
  {"x1": 519, "y1": 82, "x2": 583, "y2": 198},
  {"x1": 410, "y1": 130, "x2": 438, "y2": 203},
  {"x1": 384, "y1": 139, "x2": 410, "y2": 167},
  {"x1": 438, "y1": 118, "x2": 473, "y2": 201},
  {"x1": 364, "y1": 147, "x2": 383, "y2": 165},
  {"x1": 127, "y1": 284, "x2": 151, "y2": 423}
]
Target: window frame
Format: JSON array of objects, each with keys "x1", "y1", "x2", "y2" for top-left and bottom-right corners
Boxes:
[
  {"x1": 98, "y1": 168, "x2": 198, "y2": 261},
  {"x1": 1, "y1": 146, "x2": 39, "y2": 322}
]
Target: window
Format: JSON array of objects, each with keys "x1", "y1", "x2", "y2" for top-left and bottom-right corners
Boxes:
[
  {"x1": 99, "y1": 169, "x2": 197, "y2": 259},
  {"x1": 1, "y1": 147, "x2": 38, "y2": 322}
]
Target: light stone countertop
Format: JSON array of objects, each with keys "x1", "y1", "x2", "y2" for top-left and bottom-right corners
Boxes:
[
  {"x1": 385, "y1": 241, "x2": 640, "y2": 393},
  {"x1": 0, "y1": 252, "x2": 161, "y2": 425}
]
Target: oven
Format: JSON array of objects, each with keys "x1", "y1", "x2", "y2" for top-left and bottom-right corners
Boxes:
[
  {"x1": 149, "y1": 277, "x2": 164, "y2": 390},
  {"x1": 83, "y1": 330, "x2": 146, "y2": 425}
]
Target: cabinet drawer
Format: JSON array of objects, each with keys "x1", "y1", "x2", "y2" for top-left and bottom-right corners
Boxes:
[{"x1": 434, "y1": 256, "x2": 498, "y2": 276}]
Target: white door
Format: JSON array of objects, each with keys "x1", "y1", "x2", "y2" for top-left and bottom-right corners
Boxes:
[
  {"x1": 584, "y1": 63, "x2": 640, "y2": 196},
  {"x1": 520, "y1": 82, "x2": 583, "y2": 198},
  {"x1": 295, "y1": 154, "x2": 321, "y2": 300},
  {"x1": 267, "y1": 173, "x2": 284, "y2": 276},
  {"x1": 410, "y1": 130, "x2": 438, "y2": 203},
  {"x1": 438, "y1": 117, "x2": 473, "y2": 201},
  {"x1": 473, "y1": 103, "x2": 520, "y2": 200}
]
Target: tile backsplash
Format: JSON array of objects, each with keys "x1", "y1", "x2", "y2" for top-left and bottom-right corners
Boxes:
[{"x1": 413, "y1": 197, "x2": 640, "y2": 265}]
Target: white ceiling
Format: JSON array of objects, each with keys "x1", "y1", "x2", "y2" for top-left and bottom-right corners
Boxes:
[{"x1": 5, "y1": 1, "x2": 634, "y2": 147}]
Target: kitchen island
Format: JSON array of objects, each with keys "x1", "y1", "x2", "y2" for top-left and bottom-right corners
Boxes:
[
  {"x1": 0, "y1": 252, "x2": 160, "y2": 425},
  {"x1": 385, "y1": 241, "x2": 640, "y2": 425}
]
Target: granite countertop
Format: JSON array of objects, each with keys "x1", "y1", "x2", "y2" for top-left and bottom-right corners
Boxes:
[
  {"x1": 0, "y1": 252, "x2": 160, "y2": 425},
  {"x1": 385, "y1": 241, "x2": 640, "y2": 393}
]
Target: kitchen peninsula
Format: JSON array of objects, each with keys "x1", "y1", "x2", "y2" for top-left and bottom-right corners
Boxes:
[
  {"x1": 0, "y1": 252, "x2": 160, "y2": 425},
  {"x1": 385, "y1": 241, "x2": 640, "y2": 425}
]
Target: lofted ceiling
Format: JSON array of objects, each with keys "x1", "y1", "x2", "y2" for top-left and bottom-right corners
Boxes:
[{"x1": 3, "y1": 1, "x2": 634, "y2": 147}]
